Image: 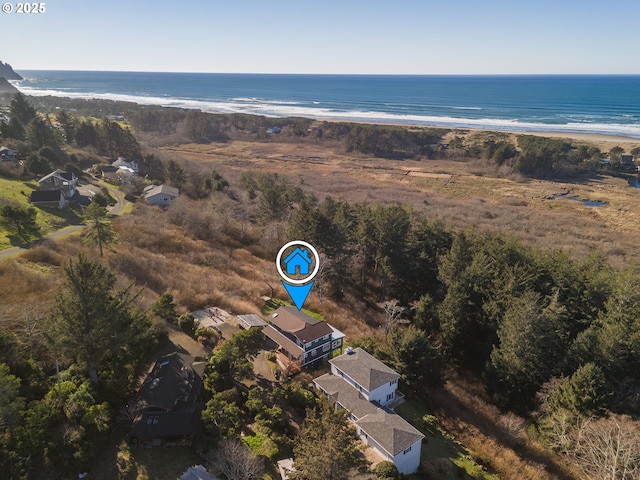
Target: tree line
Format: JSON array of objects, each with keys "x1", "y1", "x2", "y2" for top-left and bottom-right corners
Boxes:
[{"x1": 0, "y1": 255, "x2": 159, "y2": 478}]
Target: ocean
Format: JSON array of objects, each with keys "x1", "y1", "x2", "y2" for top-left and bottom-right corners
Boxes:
[{"x1": 12, "y1": 71, "x2": 640, "y2": 138}]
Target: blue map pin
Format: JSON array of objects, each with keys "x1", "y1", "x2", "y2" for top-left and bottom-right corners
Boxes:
[{"x1": 276, "y1": 241, "x2": 320, "y2": 311}]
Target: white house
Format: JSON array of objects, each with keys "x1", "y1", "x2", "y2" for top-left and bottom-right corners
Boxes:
[
  {"x1": 144, "y1": 184, "x2": 179, "y2": 207},
  {"x1": 112, "y1": 156, "x2": 139, "y2": 173},
  {"x1": 329, "y1": 346, "x2": 400, "y2": 407},
  {"x1": 314, "y1": 348, "x2": 423, "y2": 475}
]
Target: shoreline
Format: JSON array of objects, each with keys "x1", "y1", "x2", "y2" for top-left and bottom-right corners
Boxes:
[
  {"x1": 282, "y1": 114, "x2": 640, "y2": 146},
  {"x1": 14, "y1": 86, "x2": 640, "y2": 146}
]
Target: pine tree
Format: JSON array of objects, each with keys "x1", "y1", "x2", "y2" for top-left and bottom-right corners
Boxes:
[
  {"x1": 290, "y1": 398, "x2": 369, "y2": 480},
  {"x1": 47, "y1": 255, "x2": 149, "y2": 386},
  {"x1": 82, "y1": 202, "x2": 118, "y2": 257}
]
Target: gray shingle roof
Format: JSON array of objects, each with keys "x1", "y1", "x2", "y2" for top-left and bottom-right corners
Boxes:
[
  {"x1": 314, "y1": 373, "x2": 380, "y2": 419},
  {"x1": 356, "y1": 410, "x2": 424, "y2": 456},
  {"x1": 330, "y1": 347, "x2": 399, "y2": 392},
  {"x1": 144, "y1": 184, "x2": 180, "y2": 199}
]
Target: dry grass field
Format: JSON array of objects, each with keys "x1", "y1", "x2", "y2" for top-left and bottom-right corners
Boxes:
[{"x1": 161, "y1": 138, "x2": 640, "y2": 268}]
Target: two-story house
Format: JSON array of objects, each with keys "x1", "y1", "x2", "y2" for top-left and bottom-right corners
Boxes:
[
  {"x1": 314, "y1": 347, "x2": 424, "y2": 475},
  {"x1": 262, "y1": 306, "x2": 345, "y2": 374},
  {"x1": 129, "y1": 352, "x2": 206, "y2": 447},
  {"x1": 37, "y1": 169, "x2": 78, "y2": 199}
]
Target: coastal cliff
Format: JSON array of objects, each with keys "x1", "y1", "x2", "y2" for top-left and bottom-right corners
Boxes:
[
  {"x1": 0, "y1": 61, "x2": 23, "y2": 80},
  {"x1": 0, "y1": 77, "x2": 19, "y2": 94}
]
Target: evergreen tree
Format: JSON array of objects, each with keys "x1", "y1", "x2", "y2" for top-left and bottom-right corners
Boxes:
[
  {"x1": 47, "y1": 255, "x2": 150, "y2": 386},
  {"x1": 290, "y1": 398, "x2": 369, "y2": 480},
  {"x1": 9, "y1": 92, "x2": 37, "y2": 126},
  {"x1": 0, "y1": 204, "x2": 40, "y2": 239},
  {"x1": 550, "y1": 363, "x2": 610, "y2": 416},
  {"x1": 25, "y1": 116, "x2": 59, "y2": 150},
  {"x1": 382, "y1": 325, "x2": 445, "y2": 389},
  {"x1": 165, "y1": 159, "x2": 187, "y2": 189},
  {"x1": 82, "y1": 202, "x2": 118, "y2": 257},
  {"x1": 55, "y1": 109, "x2": 76, "y2": 142},
  {"x1": 75, "y1": 120, "x2": 97, "y2": 147},
  {"x1": 151, "y1": 292, "x2": 178, "y2": 323},
  {"x1": 485, "y1": 291, "x2": 569, "y2": 410},
  {"x1": 205, "y1": 328, "x2": 264, "y2": 388}
]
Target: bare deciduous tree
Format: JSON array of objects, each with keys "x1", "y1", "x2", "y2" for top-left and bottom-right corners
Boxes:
[
  {"x1": 206, "y1": 438, "x2": 264, "y2": 480},
  {"x1": 378, "y1": 299, "x2": 409, "y2": 335},
  {"x1": 571, "y1": 415, "x2": 640, "y2": 480}
]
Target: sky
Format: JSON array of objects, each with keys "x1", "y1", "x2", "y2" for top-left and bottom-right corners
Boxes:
[{"x1": 3, "y1": 0, "x2": 640, "y2": 74}]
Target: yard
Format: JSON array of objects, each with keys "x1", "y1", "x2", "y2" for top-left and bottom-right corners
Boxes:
[
  {"x1": 94, "y1": 439, "x2": 202, "y2": 480},
  {"x1": 395, "y1": 399, "x2": 498, "y2": 480}
]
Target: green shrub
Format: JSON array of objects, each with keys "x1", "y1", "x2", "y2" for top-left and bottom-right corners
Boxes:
[{"x1": 373, "y1": 460, "x2": 400, "y2": 480}]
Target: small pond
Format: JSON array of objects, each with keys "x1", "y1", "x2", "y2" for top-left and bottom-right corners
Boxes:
[{"x1": 550, "y1": 193, "x2": 606, "y2": 207}]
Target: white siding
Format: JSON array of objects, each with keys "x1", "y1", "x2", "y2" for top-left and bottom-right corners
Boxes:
[
  {"x1": 392, "y1": 438, "x2": 423, "y2": 475},
  {"x1": 368, "y1": 378, "x2": 398, "y2": 406},
  {"x1": 357, "y1": 428, "x2": 393, "y2": 462}
]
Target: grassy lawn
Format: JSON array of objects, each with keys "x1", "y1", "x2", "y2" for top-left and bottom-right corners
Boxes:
[
  {"x1": 0, "y1": 174, "x2": 84, "y2": 249},
  {"x1": 261, "y1": 297, "x2": 324, "y2": 320},
  {"x1": 396, "y1": 399, "x2": 498, "y2": 480}
]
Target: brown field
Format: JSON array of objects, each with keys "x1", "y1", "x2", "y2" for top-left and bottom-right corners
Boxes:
[{"x1": 161, "y1": 139, "x2": 640, "y2": 268}]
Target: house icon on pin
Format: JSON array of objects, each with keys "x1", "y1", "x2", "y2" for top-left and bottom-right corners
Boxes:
[{"x1": 283, "y1": 247, "x2": 313, "y2": 275}]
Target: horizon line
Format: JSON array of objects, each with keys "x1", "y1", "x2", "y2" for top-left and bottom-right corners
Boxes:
[{"x1": 12, "y1": 68, "x2": 640, "y2": 77}]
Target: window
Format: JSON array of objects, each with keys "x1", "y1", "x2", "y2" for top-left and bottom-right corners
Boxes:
[
  {"x1": 387, "y1": 392, "x2": 394, "y2": 401},
  {"x1": 323, "y1": 343, "x2": 330, "y2": 352},
  {"x1": 403, "y1": 445, "x2": 412, "y2": 455},
  {"x1": 311, "y1": 349, "x2": 317, "y2": 356}
]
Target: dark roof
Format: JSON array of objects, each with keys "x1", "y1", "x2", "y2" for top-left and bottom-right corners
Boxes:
[
  {"x1": 129, "y1": 403, "x2": 204, "y2": 440},
  {"x1": 135, "y1": 352, "x2": 202, "y2": 413},
  {"x1": 330, "y1": 348, "x2": 399, "y2": 392},
  {"x1": 269, "y1": 307, "x2": 333, "y2": 343},
  {"x1": 30, "y1": 189, "x2": 63, "y2": 202},
  {"x1": 101, "y1": 166, "x2": 119, "y2": 173}
]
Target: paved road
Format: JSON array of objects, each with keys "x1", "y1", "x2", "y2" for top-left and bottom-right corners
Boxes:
[{"x1": 0, "y1": 179, "x2": 129, "y2": 261}]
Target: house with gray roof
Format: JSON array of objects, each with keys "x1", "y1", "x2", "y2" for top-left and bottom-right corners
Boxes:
[
  {"x1": 144, "y1": 184, "x2": 180, "y2": 207},
  {"x1": 314, "y1": 347, "x2": 423, "y2": 474}
]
